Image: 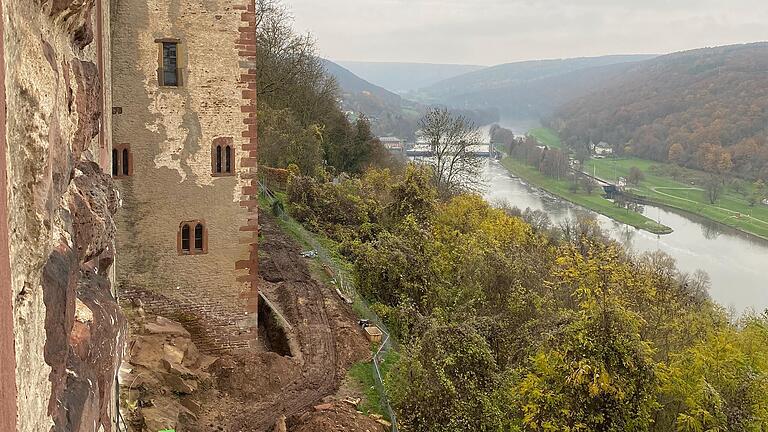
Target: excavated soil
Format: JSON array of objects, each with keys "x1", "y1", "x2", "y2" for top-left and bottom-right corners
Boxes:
[
  {"x1": 291, "y1": 403, "x2": 387, "y2": 432},
  {"x1": 186, "y1": 212, "x2": 370, "y2": 431}
]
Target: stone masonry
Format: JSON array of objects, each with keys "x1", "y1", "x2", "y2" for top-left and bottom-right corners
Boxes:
[{"x1": 111, "y1": 0, "x2": 259, "y2": 353}]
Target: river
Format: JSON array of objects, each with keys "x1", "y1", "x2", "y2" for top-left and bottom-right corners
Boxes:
[{"x1": 480, "y1": 121, "x2": 768, "y2": 315}]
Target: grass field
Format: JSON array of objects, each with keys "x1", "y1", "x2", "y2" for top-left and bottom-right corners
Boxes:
[
  {"x1": 529, "y1": 127, "x2": 562, "y2": 149},
  {"x1": 500, "y1": 157, "x2": 673, "y2": 234},
  {"x1": 584, "y1": 157, "x2": 768, "y2": 239}
]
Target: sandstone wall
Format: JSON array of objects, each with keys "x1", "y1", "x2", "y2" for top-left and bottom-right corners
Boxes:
[
  {"x1": 111, "y1": 0, "x2": 259, "y2": 353},
  {"x1": 2, "y1": 0, "x2": 124, "y2": 431}
]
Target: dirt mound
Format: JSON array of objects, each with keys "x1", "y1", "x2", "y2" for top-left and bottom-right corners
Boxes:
[
  {"x1": 121, "y1": 212, "x2": 371, "y2": 431},
  {"x1": 292, "y1": 403, "x2": 388, "y2": 432},
  {"x1": 209, "y1": 352, "x2": 299, "y2": 399}
]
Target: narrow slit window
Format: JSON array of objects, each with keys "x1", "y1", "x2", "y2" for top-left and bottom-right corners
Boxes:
[
  {"x1": 161, "y1": 42, "x2": 180, "y2": 87},
  {"x1": 216, "y1": 145, "x2": 222, "y2": 173},
  {"x1": 122, "y1": 149, "x2": 130, "y2": 176},
  {"x1": 225, "y1": 146, "x2": 232, "y2": 173},
  {"x1": 112, "y1": 149, "x2": 119, "y2": 176},
  {"x1": 181, "y1": 224, "x2": 191, "y2": 254},
  {"x1": 194, "y1": 224, "x2": 204, "y2": 251}
]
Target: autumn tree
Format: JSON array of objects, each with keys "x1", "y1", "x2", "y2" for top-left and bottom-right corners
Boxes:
[
  {"x1": 668, "y1": 142, "x2": 685, "y2": 165},
  {"x1": 281, "y1": 156, "x2": 766, "y2": 432},
  {"x1": 628, "y1": 166, "x2": 645, "y2": 186},
  {"x1": 419, "y1": 107, "x2": 485, "y2": 197},
  {"x1": 388, "y1": 322, "x2": 510, "y2": 432},
  {"x1": 255, "y1": 0, "x2": 387, "y2": 175},
  {"x1": 657, "y1": 317, "x2": 768, "y2": 431},
  {"x1": 516, "y1": 244, "x2": 659, "y2": 431}
]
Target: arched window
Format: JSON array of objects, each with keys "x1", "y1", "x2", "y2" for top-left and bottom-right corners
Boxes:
[
  {"x1": 194, "y1": 223, "x2": 204, "y2": 251},
  {"x1": 179, "y1": 220, "x2": 207, "y2": 255},
  {"x1": 122, "y1": 148, "x2": 130, "y2": 176},
  {"x1": 181, "y1": 224, "x2": 191, "y2": 254},
  {"x1": 112, "y1": 149, "x2": 119, "y2": 176},
  {"x1": 113, "y1": 144, "x2": 132, "y2": 178},
  {"x1": 212, "y1": 137, "x2": 234, "y2": 176}
]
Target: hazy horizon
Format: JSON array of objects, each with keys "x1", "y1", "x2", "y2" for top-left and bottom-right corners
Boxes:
[{"x1": 289, "y1": 0, "x2": 768, "y2": 66}]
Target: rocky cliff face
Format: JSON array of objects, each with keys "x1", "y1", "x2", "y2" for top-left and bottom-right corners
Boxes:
[{"x1": 3, "y1": 0, "x2": 125, "y2": 430}]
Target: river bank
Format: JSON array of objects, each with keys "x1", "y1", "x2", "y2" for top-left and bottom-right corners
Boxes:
[
  {"x1": 520, "y1": 126, "x2": 768, "y2": 241},
  {"x1": 584, "y1": 156, "x2": 768, "y2": 241},
  {"x1": 500, "y1": 157, "x2": 673, "y2": 234},
  {"x1": 483, "y1": 160, "x2": 768, "y2": 314}
]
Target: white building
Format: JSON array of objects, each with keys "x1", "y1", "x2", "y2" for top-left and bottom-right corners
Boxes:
[{"x1": 379, "y1": 136, "x2": 405, "y2": 152}]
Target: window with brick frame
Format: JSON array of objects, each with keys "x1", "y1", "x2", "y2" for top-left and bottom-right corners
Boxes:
[
  {"x1": 112, "y1": 144, "x2": 132, "y2": 178},
  {"x1": 212, "y1": 137, "x2": 234, "y2": 176},
  {"x1": 178, "y1": 220, "x2": 208, "y2": 255}
]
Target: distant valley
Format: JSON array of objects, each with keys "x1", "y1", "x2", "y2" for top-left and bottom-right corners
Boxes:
[
  {"x1": 321, "y1": 59, "x2": 498, "y2": 139},
  {"x1": 337, "y1": 61, "x2": 485, "y2": 94}
]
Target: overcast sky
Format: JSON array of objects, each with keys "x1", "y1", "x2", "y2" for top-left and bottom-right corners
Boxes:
[{"x1": 288, "y1": 0, "x2": 768, "y2": 66}]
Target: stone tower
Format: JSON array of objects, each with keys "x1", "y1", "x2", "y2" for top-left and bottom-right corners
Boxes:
[{"x1": 110, "y1": 0, "x2": 260, "y2": 352}]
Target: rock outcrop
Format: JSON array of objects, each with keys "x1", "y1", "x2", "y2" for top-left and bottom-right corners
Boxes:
[
  {"x1": 122, "y1": 314, "x2": 217, "y2": 431},
  {"x1": 3, "y1": 0, "x2": 124, "y2": 431}
]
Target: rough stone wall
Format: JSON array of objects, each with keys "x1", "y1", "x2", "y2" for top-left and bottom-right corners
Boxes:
[
  {"x1": 2, "y1": 0, "x2": 124, "y2": 431},
  {"x1": 111, "y1": 0, "x2": 259, "y2": 353}
]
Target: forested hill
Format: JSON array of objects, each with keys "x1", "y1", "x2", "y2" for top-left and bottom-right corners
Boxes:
[
  {"x1": 321, "y1": 58, "x2": 423, "y2": 139},
  {"x1": 410, "y1": 55, "x2": 655, "y2": 117},
  {"x1": 551, "y1": 43, "x2": 768, "y2": 179},
  {"x1": 321, "y1": 59, "x2": 402, "y2": 106},
  {"x1": 337, "y1": 61, "x2": 485, "y2": 94},
  {"x1": 321, "y1": 59, "x2": 500, "y2": 139}
]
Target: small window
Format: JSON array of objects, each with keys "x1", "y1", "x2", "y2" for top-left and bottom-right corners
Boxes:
[
  {"x1": 211, "y1": 137, "x2": 234, "y2": 176},
  {"x1": 112, "y1": 149, "x2": 119, "y2": 176},
  {"x1": 122, "y1": 149, "x2": 130, "y2": 176},
  {"x1": 194, "y1": 224, "x2": 204, "y2": 251},
  {"x1": 112, "y1": 144, "x2": 132, "y2": 178},
  {"x1": 181, "y1": 224, "x2": 191, "y2": 254},
  {"x1": 158, "y1": 41, "x2": 182, "y2": 87},
  {"x1": 178, "y1": 220, "x2": 207, "y2": 255},
  {"x1": 215, "y1": 145, "x2": 223, "y2": 174}
]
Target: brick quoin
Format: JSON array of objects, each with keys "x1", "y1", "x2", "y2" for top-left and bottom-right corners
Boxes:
[{"x1": 238, "y1": 0, "x2": 260, "y2": 333}]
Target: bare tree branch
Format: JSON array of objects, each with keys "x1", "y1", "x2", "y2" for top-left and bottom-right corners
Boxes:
[{"x1": 419, "y1": 107, "x2": 485, "y2": 197}]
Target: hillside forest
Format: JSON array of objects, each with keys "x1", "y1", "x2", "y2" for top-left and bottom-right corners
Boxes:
[
  {"x1": 284, "y1": 164, "x2": 768, "y2": 432},
  {"x1": 255, "y1": 2, "x2": 768, "y2": 430},
  {"x1": 254, "y1": 0, "x2": 395, "y2": 176},
  {"x1": 551, "y1": 43, "x2": 768, "y2": 181}
]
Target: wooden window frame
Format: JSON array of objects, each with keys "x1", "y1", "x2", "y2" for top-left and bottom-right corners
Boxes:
[
  {"x1": 211, "y1": 137, "x2": 235, "y2": 177},
  {"x1": 177, "y1": 220, "x2": 208, "y2": 255},
  {"x1": 112, "y1": 144, "x2": 133, "y2": 178},
  {"x1": 156, "y1": 38, "x2": 184, "y2": 87}
]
